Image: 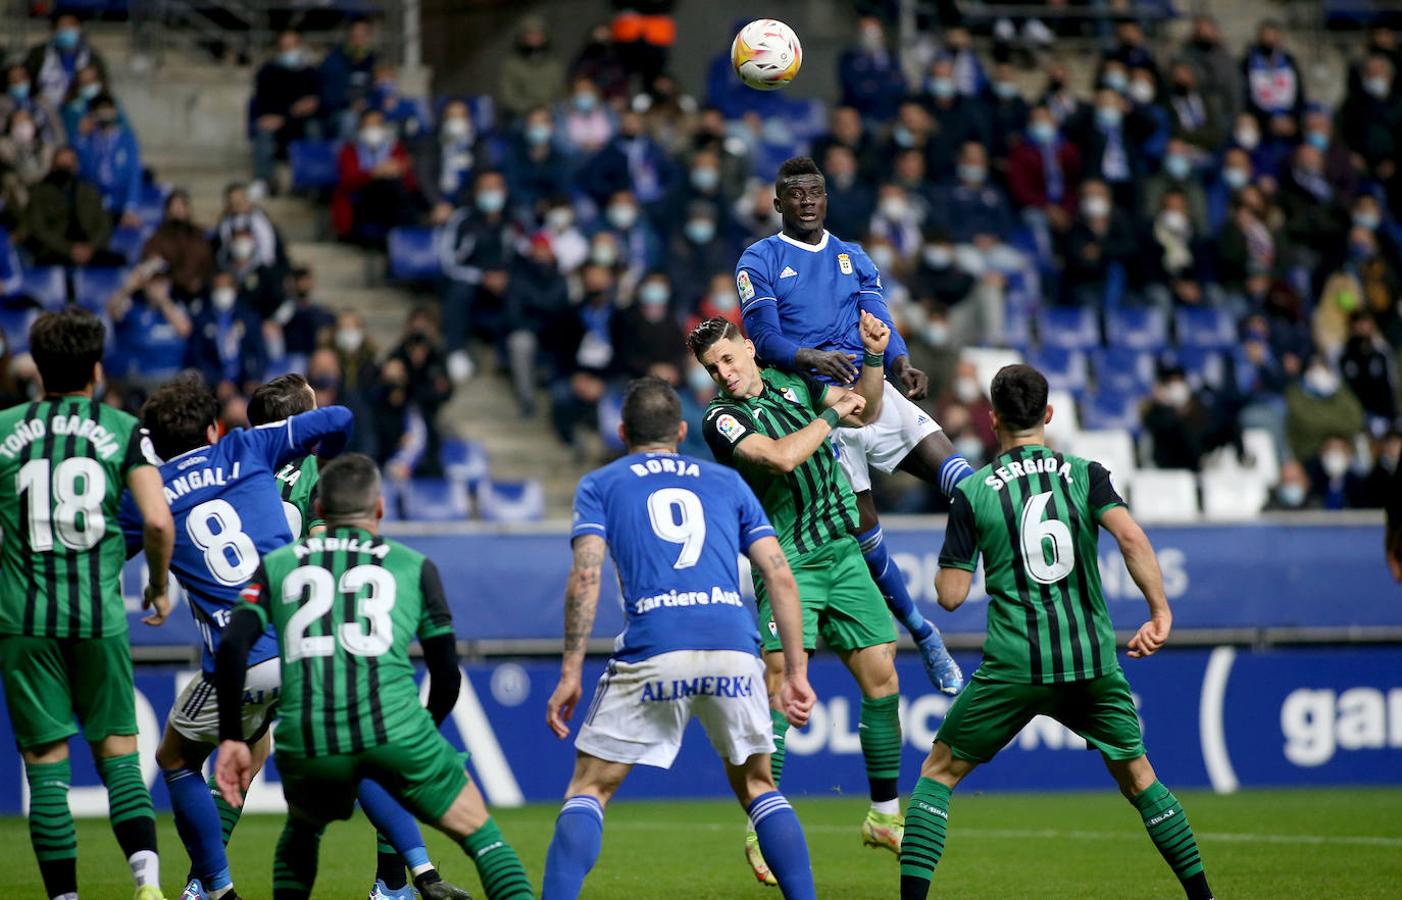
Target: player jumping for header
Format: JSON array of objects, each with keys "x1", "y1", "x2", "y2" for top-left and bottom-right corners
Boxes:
[
  {"x1": 542, "y1": 377, "x2": 818, "y2": 899},
  {"x1": 690, "y1": 313, "x2": 906, "y2": 883},
  {"x1": 736, "y1": 155, "x2": 969, "y2": 695},
  {"x1": 215, "y1": 454, "x2": 534, "y2": 900},
  {"x1": 898, "y1": 364, "x2": 1213, "y2": 900}
]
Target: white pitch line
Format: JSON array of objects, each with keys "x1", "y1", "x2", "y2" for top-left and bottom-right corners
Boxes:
[{"x1": 603, "y1": 820, "x2": 1402, "y2": 848}]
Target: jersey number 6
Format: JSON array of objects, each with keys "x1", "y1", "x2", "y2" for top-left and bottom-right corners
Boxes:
[{"x1": 1019, "y1": 491, "x2": 1074, "y2": 585}]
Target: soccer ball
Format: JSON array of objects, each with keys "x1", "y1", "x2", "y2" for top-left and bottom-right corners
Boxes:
[{"x1": 731, "y1": 19, "x2": 802, "y2": 91}]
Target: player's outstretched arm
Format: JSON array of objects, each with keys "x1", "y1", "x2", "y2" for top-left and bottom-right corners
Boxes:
[
  {"x1": 1100, "y1": 506, "x2": 1172, "y2": 658},
  {"x1": 127, "y1": 465, "x2": 174, "y2": 626},
  {"x1": 851, "y1": 309, "x2": 890, "y2": 423},
  {"x1": 748, "y1": 536, "x2": 815, "y2": 727},
  {"x1": 732, "y1": 395, "x2": 863, "y2": 474},
  {"x1": 547, "y1": 534, "x2": 606, "y2": 739},
  {"x1": 213, "y1": 605, "x2": 263, "y2": 807},
  {"x1": 935, "y1": 567, "x2": 973, "y2": 612}
]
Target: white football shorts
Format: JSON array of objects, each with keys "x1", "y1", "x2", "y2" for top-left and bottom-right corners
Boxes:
[
  {"x1": 832, "y1": 380, "x2": 942, "y2": 493},
  {"x1": 575, "y1": 649, "x2": 774, "y2": 768},
  {"x1": 169, "y1": 657, "x2": 281, "y2": 744}
]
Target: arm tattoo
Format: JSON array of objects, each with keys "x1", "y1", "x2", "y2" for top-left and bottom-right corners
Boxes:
[{"x1": 563, "y1": 539, "x2": 605, "y2": 655}]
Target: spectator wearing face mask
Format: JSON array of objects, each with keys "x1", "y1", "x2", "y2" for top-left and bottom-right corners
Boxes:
[
  {"x1": 929, "y1": 141, "x2": 1016, "y2": 266},
  {"x1": 1142, "y1": 366, "x2": 1238, "y2": 471},
  {"x1": 820, "y1": 145, "x2": 875, "y2": 243},
  {"x1": 594, "y1": 188, "x2": 663, "y2": 293},
  {"x1": 1340, "y1": 312, "x2": 1398, "y2": 433},
  {"x1": 438, "y1": 169, "x2": 514, "y2": 381},
  {"x1": 982, "y1": 64, "x2": 1029, "y2": 161},
  {"x1": 689, "y1": 106, "x2": 752, "y2": 200},
  {"x1": 1124, "y1": 66, "x2": 1171, "y2": 166},
  {"x1": 1069, "y1": 89, "x2": 1148, "y2": 212},
  {"x1": 1243, "y1": 20, "x2": 1305, "y2": 124},
  {"x1": 24, "y1": 13, "x2": 107, "y2": 109},
  {"x1": 58, "y1": 63, "x2": 111, "y2": 141},
  {"x1": 1145, "y1": 190, "x2": 1212, "y2": 309},
  {"x1": 868, "y1": 183, "x2": 923, "y2": 267},
  {"x1": 1340, "y1": 54, "x2": 1402, "y2": 201},
  {"x1": 217, "y1": 225, "x2": 285, "y2": 319},
  {"x1": 250, "y1": 30, "x2": 323, "y2": 194},
  {"x1": 71, "y1": 94, "x2": 143, "y2": 228},
  {"x1": 839, "y1": 16, "x2": 907, "y2": 123},
  {"x1": 1279, "y1": 144, "x2": 1351, "y2": 275},
  {"x1": 389, "y1": 307, "x2": 453, "y2": 474},
  {"x1": 1286, "y1": 358, "x2": 1365, "y2": 461},
  {"x1": 0, "y1": 108, "x2": 54, "y2": 226},
  {"x1": 504, "y1": 106, "x2": 570, "y2": 214},
  {"x1": 318, "y1": 17, "x2": 378, "y2": 140},
  {"x1": 1236, "y1": 314, "x2": 1291, "y2": 460},
  {"x1": 1306, "y1": 435, "x2": 1369, "y2": 510},
  {"x1": 0, "y1": 64, "x2": 65, "y2": 146},
  {"x1": 332, "y1": 108, "x2": 420, "y2": 244},
  {"x1": 369, "y1": 356, "x2": 427, "y2": 482},
  {"x1": 539, "y1": 196, "x2": 588, "y2": 273},
  {"x1": 921, "y1": 57, "x2": 992, "y2": 181},
  {"x1": 327, "y1": 310, "x2": 379, "y2": 399},
  {"x1": 811, "y1": 105, "x2": 880, "y2": 188},
  {"x1": 504, "y1": 234, "x2": 570, "y2": 416},
  {"x1": 675, "y1": 147, "x2": 727, "y2": 219},
  {"x1": 937, "y1": 360, "x2": 997, "y2": 459},
  {"x1": 499, "y1": 16, "x2": 565, "y2": 121},
  {"x1": 557, "y1": 75, "x2": 615, "y2": 158},
  {"x1": 1264, "y1": 459, "x2": 1318, "y2": 511},
  {"x1": 685, "y1": 271, "x2": 743, "y2": 335},
  {"x1": 23, "y1": 145, "x2": 121, "y2": 266},
  {"x1": 276, "y1": 265, "x2": 334, "y2": 360},
  {"x1": 581, "y1": 110, "x2": 672, "y2": 212},
  {"x1": 1060, "y1": 179, "x2": 1139, "y2": 306},
  {"x1": 1227, "y1": 111, "x2": 1288, "y2": 181},
  {"x1": 543, "y1": 262, "x2": 620, "y2": 451},
  {"x1": 1302, "y1": 108, "x2": 1358, "y2": 202},
  {"x1": 1180, "y1": 15, "x2": 1243, "y2": 127},
  {"x1": 668, "y1": 201, "x2": 734, "y2": 310},
  {"x1": 1100, "y1": 20, "x2": 1160, "y2": 88},
  {"x1": 106, "y1": 261, "x2": 192, "y2": 392},
  {"x1": 364, "y1": 64, "x2": 426, "y2": 144},
  {"x1": 1218, "y1": 186, "x2": 1278, "y2": 304},
  {"x1": 139, "y1": 189, "x2": 214, "y2": 301},
  {"x1": 215, "y1": 181, "x2": 286, "y2": 271},
  {"x1": 909, "y1": 229, "x2": 976, "y2": 336},
  {"x1": 186, "y1": 271, "x2": 268, "y2": 393},
  {"x1": 613, "y1": 271, "x2": 686, "y2": 385},
  {"x1": 1141, "y1": 138, "x2": 1209, "y2": 237},
  {"x1": 1007, "y1": 106, "x2": 1082, "y2": 259},
  {"x1": 1207, "y1": 147, "x2": 1256, "y2": 234},
  {"x1": 416, "y1": 100, "x2": 484, "y2": 225},
  {"x1": 1165, "y1": 61, "x2": 1226, "y2": 153}
]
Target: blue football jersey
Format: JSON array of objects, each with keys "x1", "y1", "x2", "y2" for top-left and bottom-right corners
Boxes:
[
  {"x1": 737, "y1": 230, "x2": 909, "y2": 381},
  {"x1": 570, "y1": 451, "x2": 776, "y2": 662},
  {"x1": 120, "y1": 406, "x2": 353, "y2": 672}
]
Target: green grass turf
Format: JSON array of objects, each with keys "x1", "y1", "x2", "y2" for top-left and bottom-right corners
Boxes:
[{"x1": 2, "y1": 789, "x2": 1399, "y2": 898}]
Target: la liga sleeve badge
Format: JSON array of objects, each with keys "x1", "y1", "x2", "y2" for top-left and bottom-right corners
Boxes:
[
  {"x1": 717, "y1": 414, "x2": 746, "y2": 443},
  {"x1": 737, "y1": 270, "x2": 755, "y2": 301}
]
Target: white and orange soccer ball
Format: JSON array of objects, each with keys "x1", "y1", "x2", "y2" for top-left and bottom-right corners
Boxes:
[{"x1": 731, "y1": 19, "x2": 802, "y2": 91}]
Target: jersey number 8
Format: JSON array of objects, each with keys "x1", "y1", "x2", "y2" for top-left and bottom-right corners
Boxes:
[
  {"x1": 283, "y1": 564, "x2": 397, "y2": 660},
  {"x1": 187, "y1": 499, "x2": 261, "y2": 586}
]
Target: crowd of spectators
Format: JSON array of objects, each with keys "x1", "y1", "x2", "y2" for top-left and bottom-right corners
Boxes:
[{"x1": 4, "y1": 8, "x2": 1399, "y2": 513}]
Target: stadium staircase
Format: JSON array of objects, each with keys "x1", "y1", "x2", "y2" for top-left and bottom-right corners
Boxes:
[{"x1": 91, "y1": 25, "x2": 590, "y2": 517}]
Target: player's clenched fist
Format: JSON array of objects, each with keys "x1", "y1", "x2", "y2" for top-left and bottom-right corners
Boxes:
[
  {"x1": 831, "y1": 390, "x2": 866, "y2": 421},
  {"x1": 859, "y1": 310, "x2": 890, "y2": 355},
  {"x1": 1127, "y1": 613, "x2": 1171, "y2": 659}
]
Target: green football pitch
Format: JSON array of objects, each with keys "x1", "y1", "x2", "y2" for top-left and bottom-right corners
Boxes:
[{"x1": 3, "y1": 789, "x2": 1400, "y2": 898}]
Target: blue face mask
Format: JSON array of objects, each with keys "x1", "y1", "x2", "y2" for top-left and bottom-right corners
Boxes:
[
  {"x1": 928, "y1": 77, "x2": 957, "y2": 100},
  {"x1": 639, "y1": 283, "x2": 669, "y2": 306},
  {"x1": 278, "y1": 50, "x2": 303, "y2": 68},
  {"x1": 1029, "y1": 121, "x2": 1056, "y2": 144},
  {"x1": 992, "y1": 81, "x2": 1019, "y2": 100},
  {"x1": 684, "y1": 219, "x2": 715, "y2": 244},
  {"x1": 573, "y1": 92, "x2": 597, "y2": 113},
  {"x1": 1305, "y1": 131, "x2": 1329, "y2": 151},
  {"x1": 690, "y1": 167, "x2": 719, "y2": 193},
  {"x1": 1164, "y1": 154, "x2": 1191, "y2": 180},
  {"x1": 476, "y1": 189, "x2": 506, "y2": 214},
  {"x1": 525, "y1": 123, "x2": 552, "y2": 146},
  {"x1": 8, "y1": 82, "x2": 29, "y2": 102},
  {"x1": 79, "y1": 82, "x2": 101, "y2": 101},
  {"x1": 54, "y1": 27, "x2": 80, "y2": 51},
  {"x1": 1096, "y1": 105, "x2": 1123, "y2": 129},
  {"x1": 1103, "y1": 71, "x2": 1128, "y2": 92}
]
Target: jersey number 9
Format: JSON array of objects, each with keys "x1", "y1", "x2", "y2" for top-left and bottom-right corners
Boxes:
[{"x1": 646, "y1": 488, "x2": 707, "y2": 570}]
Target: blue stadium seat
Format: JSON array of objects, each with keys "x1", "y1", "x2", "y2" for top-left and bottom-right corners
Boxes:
[
  {"x1": 1028, "y1": 346, "x2": 1089, "y2": 393},
  {"x1": 289, "y1": 140, "x2": 341, "y2": 192},
  {"x1": 21, "y1": 266, "x2": 67, "y2": 310},
  {"x1": 476, "y1": 480, "x2": 545, "y2": 524},
  {"x1": 1163, "y1": 346, "x2": 1227, "y2": 388},
  {"x1": 0, "y1": 304, "x2": 39, "y2": 354},
  {"x1": 1036, "y1": 306, "x2": 1100, "y2": 350},
  {"x1": 108, "y1": 226, "x2": 149, "y2": 263},
  {"x1": 1174, "y1": 306, "x2": 1236, "y2": 350},
  {"x1": 441, "y1": 438, "x2": 490, "y2": 487},
  {"x1": 404, "y1": 478, "x2": 470, "y2": 522},
  {"x1": 598, "y1": 391, "x2": 625, "y2": 453},
  {"x1": 387, "y1": 227, "x2": 441, "y2": 281},
  {"x1": 1002, "y1": 298, "x2": 1031, "y2": 350},
  {"x1": 1081, "y1": 388, "x2": 1142, "y2": 432},
  {"x1": 1105, "y1": 307, "x2": 1169, "y2": 350},
  {"x1": 72, "y1": 267, "x2": 127, "y2": 313},
  {"x1": 133, "y1": 183, "x2": 168, "y2": 229},
  {"x1": 1091, "y1": 346, "x2": 1155, "y2": 394}
]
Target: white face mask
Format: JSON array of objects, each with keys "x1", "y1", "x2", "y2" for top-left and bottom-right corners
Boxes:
[
  {"x1": 335, "y1": 328, "x2": 364, "y2": 353},
  {"x1": 1321, "y1": 449, "x2": 1350, "y2": 479},
  {"x1": 709, "y1": 290, "x2": 738, "y2": 312},
  {"x1": 9, "y1": 120, "x2": 35, "y2": 143},
  {"x1": 923, "y1": 245, "x2": 953, "y2": 269},
  {"x1": 870, "y1": 246, "x2": 896, "y2": 270},
  {"x1": 590, "y1": 242, "x2": 619, "y2": 267},
  {"x1": 923, "y1": 322, "x2": 949, "y2": 346},
  {"x1": 1235, "y1": 126, "x2": 1260, "y2": 150},
  {"x1": 955, "y1": 376, "x2": 980, "y2": 403},
  {"x1": 545, "y1": 208, "x2": 574, "y2": 232},
  {"x1": 1160, "y1": 209, "x2": 1189, "y2": 234},
  {"x1": 607, "y1": 204, "x2": 638, "y2": 231},
  {"x1": 360, "y1": 125, "x2": 389, "y2": 147},
  {"x1": 954, "y1": 435, "x2": 985, "y2": 465},
  {"x1": 211, "y1": 287, "x2": 236, "y2": 311},
  {"x1": 1161, "y1": 380, "x2": 1190, "y2": 408},
  {"x1": 442, "y1": 117, "x2": 472, "y2": 141},
  {"x1": 1305, "y1": 366, "x2": 1339, "y2": 396},
  {"x1": 231, "y1": 236, "x2": 256, "y2": 261},
  {"x1": 879, "y1": 196, "x2": 909, "y2": 220},
  {"x1": 1128, "y1": 80, "x2": 1155, "y2": 104},
  {"x1": 1082, "y1": 196, "x2": 1111, "y2": 219}
]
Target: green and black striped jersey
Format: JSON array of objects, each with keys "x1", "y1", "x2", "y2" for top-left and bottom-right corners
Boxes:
[
  {"x1": 275, "y1": 456, "x2": 321, "y2": 538},
  {"x1": 0, "y1": 397, "x2": 156, "y2": 638},
  {"x1": 702, "y1": 368, "x2": 858, "y2": 558},
  {"x1": 238, "y1": 526, "x2": 455, "y2": 757},
  {"x1": 940, "y1": 445, "x2": 1125, "y2": 684}
]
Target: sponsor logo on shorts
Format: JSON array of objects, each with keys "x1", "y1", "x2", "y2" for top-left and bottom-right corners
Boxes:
[
  {"x1": 716, "y1": 414, "x2": 746, "y2": 444},
  {"x1": 641, "y1": 675, "x2": 755, "y2": 701},
  {"x1": 737, "y1": 270, "x2": 755, "y2": 301}
]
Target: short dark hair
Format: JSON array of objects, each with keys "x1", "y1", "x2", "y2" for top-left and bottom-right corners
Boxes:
[
  {"x1": 29, "y1": 309, "x2": 105, "y2": 394},
  {"x1": 141, "y1": 374, "x2": 220, "y2": 460},
  {"x1": 776, "y1": 156, "x2": 823, "y2": 190},
  {"x1": 622, "y1": 377, "x2": 682, "y2": 447},
  {"x1": 989, "y1": 364, "x2": 1049, "y2": 433},
  {"x1": 318, "y1": 453, "x2": 381, "y2": 521},
  {"x1": 247, "y1": 374, "x2": 314, "y2": 426},
  {"x1": 686, "y1": 316, "x2": 743, "y2": 361}
]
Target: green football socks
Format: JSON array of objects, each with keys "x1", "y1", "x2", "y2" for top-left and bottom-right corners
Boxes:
[
  {"x1": 770, "y1": 707, "x2": 789, "y2": 786},
  {"x1": 25, "y1": 759, "x2": 78, "y2": 899},
  {"x1": 898, "y1": 777, "x2": 951, "y2": 899},
  {"x1": 462, "y1": 817, "x2": 533, "y2": 898},
  {"x1": 1133, "y1": 781, "x2": 1214, "y2": 899},
  {"x1": 860, "y1": 694, "x2": 902, "y2": 802},
  {"x1": 207, "y1": 772, "x2": 244, "y2": 846},
  {"x1": 96, "y1": 752, "x2": 160, "y2": 888},
  {"x1": 272, "y1": 817, "x2": 325, "y2": 899}
]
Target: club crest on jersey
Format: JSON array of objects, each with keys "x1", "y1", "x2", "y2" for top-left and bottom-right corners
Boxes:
[
  {"x1": 716, "y1": 414, "x2": 746, "y2": 443},
  {"x1": 837, "y1": 253, "x2": 853, "y2": 275},
  {"x1": 781, "y1": 387, "x2": 800, "y2": 405},
  {"x1": 737, "y1": 270, "x2": 755, "y2": 301}
]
